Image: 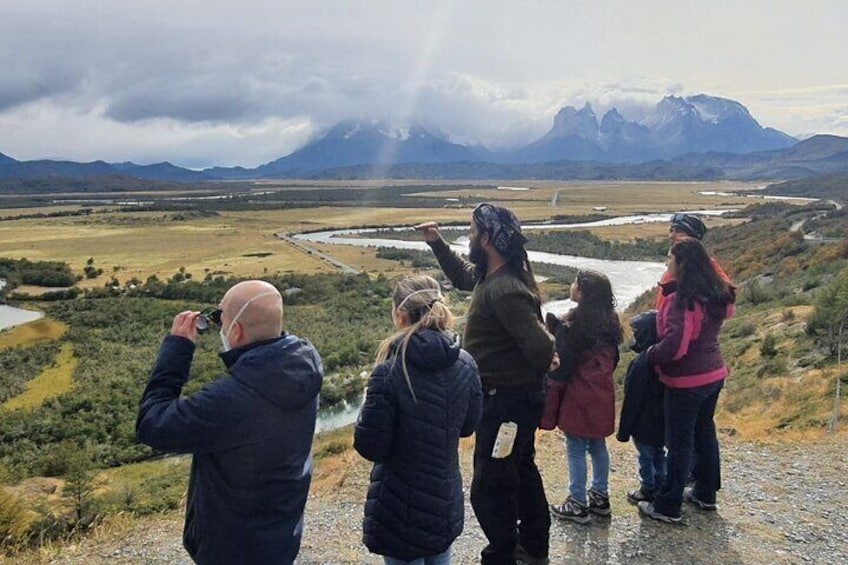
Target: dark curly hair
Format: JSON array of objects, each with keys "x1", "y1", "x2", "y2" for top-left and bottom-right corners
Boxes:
[
  {"x1": 670, "y1": 238, "x2": 736, "y2": 313},
  {"x1": 565, "y1": 270, "x2": 623, "y2": 353}
]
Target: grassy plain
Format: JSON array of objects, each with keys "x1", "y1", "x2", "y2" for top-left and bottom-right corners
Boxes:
[
  {"x1": 1, "y1": 344, "x2": 77, "y2": 412},
  {"x1": 0, "y1": 181, "x2": 757, "y2": 286},
  {"x1": 0, "y1": 319, "x2": 66, "y2": 349}
]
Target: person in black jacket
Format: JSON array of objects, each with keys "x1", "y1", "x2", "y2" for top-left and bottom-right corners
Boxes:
[
  {"x1": 355, "y1": 275, "x2": 483, "y2": 565},
  {"x1": 616, "y1": 311, "x2": 666, "y2": 505},
  {"x1": 136, "y1": 280, "x2": 323, "y2": 565}
]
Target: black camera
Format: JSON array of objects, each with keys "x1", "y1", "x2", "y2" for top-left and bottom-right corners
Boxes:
[{"x1": 196, "y1": 307, "x2": 222, "y2": 333}]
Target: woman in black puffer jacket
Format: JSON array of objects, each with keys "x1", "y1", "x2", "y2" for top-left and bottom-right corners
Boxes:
[{"x1": 354, "y1": 275, "x2": 483, "y2": 565}]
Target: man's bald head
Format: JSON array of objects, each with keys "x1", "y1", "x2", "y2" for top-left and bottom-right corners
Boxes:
[{"x1": 220, "y1": 280, "x2": 283, "y2": 345}]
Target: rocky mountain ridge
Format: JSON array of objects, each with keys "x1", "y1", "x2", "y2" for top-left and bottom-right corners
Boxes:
[{"x1": 0, "y1": 94, "x2": 842, "y2": 184}]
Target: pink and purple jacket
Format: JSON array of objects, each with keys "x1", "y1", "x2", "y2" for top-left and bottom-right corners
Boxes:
[{"x1": 647, "y1": 282, "x2": 734, "y2": 389}]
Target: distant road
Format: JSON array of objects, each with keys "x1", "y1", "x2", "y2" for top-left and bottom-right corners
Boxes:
[
  {"x1": 789, "y1": 199, "x2": 845, "y2": 242},
  {"x1": 275, "y1": 233, "x2": 361, "y2": 274}
]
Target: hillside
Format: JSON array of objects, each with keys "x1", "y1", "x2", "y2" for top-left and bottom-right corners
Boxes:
[{"x1": 7, "y1": 432, "x2": 847, "y2": 564}]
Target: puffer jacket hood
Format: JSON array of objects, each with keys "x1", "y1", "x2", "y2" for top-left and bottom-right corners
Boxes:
[
  {"x1": 222, "y1": 334, "x2": 323, "y2": 411},
  {"x1": 630, "y1": 311, "x2": 658, "y2": 353},
  {"x1": 402, "y1": 329, "x2": 461, "y2": 372}
]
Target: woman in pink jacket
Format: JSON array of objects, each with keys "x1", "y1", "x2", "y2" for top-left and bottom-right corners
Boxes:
[{"x1": 638, "y1": 238, "x2": 736, "y2": 524}]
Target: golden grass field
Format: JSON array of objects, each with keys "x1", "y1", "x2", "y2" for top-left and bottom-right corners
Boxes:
[
  {"x1": 0, "y1": 181, "x2": 757, "y2": 286},
  {"x1": 2, "y1": 344, "x2": 77, "y2": 412},
  {"x1": 0, "y1": 319, "x2": 66, "y2": 349}
]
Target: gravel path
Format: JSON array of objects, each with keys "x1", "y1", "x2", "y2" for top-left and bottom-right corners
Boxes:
[{"x1": 18, "y1": 433, "x2": 848, "y2": 565}]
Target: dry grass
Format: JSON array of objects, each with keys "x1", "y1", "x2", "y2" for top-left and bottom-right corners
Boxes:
[
  {"x1": 0, "y1": 319, "x2": 67, "y2": 350},
  {"x1": 2, "y1": 344, "x2": 77, "y2": 412},
  {"x1": 0, "y1": 181, "x2": 774, "y2": 286},
  {"x1": 0, "y1": 211, "x2": 337, "y2": 285},
  {"x1": 414, "y1": 180, "x2": 756, "y2": 217}
]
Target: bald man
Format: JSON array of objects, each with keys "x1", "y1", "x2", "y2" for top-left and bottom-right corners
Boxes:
[{"x1": 137, "y1": 280, "x2": 324, "y2": 565}]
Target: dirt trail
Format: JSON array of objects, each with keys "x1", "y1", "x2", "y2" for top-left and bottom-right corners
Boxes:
[{"x1": 12, "y1": 433, "x2": 848, "y2": 564}]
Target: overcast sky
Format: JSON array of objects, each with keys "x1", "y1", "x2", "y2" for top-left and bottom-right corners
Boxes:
[{"x1": 1, "y1": 0, "x2": 846, "y2": 168}]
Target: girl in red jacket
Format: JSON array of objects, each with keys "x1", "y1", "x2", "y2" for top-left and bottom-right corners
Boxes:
[{"x1": 542, "y1": 270, "x2": 623, "y2": 523}]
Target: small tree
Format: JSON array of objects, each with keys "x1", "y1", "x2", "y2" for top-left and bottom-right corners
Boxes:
[
  {"x1": 61, "y1": 446, "x2": 97, "y2": 523},
  {"x1": 807, "y1": 267, "x2": 848, "y2": 432}
]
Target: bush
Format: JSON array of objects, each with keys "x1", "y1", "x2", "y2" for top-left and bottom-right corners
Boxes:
[
  {"x1": 760, "y1": 334, "x2": 778, "y2": 358},
  {"x1": 728, "y1": 321, "x2": 757, "y2": 339},
  {"x1": 757, "y1": 357, "x2": 787, "y2": 378},
  {"x1": 0, "y1": 489, "x2": 32, "y2": 549}
]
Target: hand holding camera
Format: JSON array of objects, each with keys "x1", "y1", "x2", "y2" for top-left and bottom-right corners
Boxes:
[{"x1": 170, "y1": 307, "x2": 222, "y2": 343}]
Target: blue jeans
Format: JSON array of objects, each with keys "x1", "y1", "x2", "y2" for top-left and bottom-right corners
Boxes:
[
  {"x1": 565, "y1": 435, "x2": 609, "y2": 505},
  {"x1": 634, "y1": 441, "x2": 667, "y2": 494},
  {"x1": 654, "y1": 380, "x2": 723, "y2": 517},
  {"x1": 384, "y1": 546, "x2": 451, "y2": 565}
]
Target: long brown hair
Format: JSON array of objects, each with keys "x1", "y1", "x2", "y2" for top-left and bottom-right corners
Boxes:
[
  {"x1": 670, "y1": 239, "x2": 736, "y2": 312},
  {"x1": 566, "y1": 270, "x2": 623, "y2": 353},
  {"x1": 374, "y1": 275, "x2": 455, "y2": 401}
]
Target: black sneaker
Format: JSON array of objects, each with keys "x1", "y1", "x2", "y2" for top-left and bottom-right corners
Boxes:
[
  {"x1": 514, "y1": 545, "x2": 550, "y2": 565},
  {"x1": 637, "y1": 501, "x2": 682, "y2": 524},
  {"x1": 587, "y1": 489, "x2": 611, "y2": 516},
  {"x1": 550, "y1": 497, "x2": 591, "y2": 524},
  {"x1": 683, "y1": 487, "x2": 718, "y2": 511},
  {"x1": 626, "y1": 487, "x2": 655, "y2": 505}
]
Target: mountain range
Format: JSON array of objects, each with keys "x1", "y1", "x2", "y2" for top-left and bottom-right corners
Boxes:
[{"x1": 1, "y1": 94, "x2": 847, "y2": 184}]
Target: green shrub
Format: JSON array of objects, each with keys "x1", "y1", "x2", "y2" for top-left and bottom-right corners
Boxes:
[
  {"x1": 741, "y1": 279, "x2": 773, "y2": 305},
  {"x1": 760, "y1": 334, "x2": 778, "y2": 358},
  {"x1": 757, "y1": 356, "x2": 787, "y2": 378},
  {"x1": 728, "y1": 321, "x2": 757, "y2": 338}
]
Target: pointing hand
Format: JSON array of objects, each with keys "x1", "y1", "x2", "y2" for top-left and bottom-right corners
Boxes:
[{"x1": 414, "y1": 222, "x2": 442, "y2": 243}]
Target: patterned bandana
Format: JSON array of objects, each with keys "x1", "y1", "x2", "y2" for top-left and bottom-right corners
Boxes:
[
  {"x1": 472, "y1": 202, "x2": 528, "y2": 257},
  {"x1": 670, "y1": 213, "x2": 707, "y2": 240}
]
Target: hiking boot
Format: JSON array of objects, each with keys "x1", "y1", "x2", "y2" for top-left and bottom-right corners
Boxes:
[
  {"x1": 587, "y1": 489, "x2": 611, "y2": 516},
  {"x1": 550, "y1": 497, "x2": 591, "y2": 524},
  {"x1": 637, "y1": 501, "x2": 682, "y2": 524},
  {"x1": 683, "y1": 487, "x2": 718, "y2": 511},
  {"x1": 514, "y1": 544, "x2": 550, "y2": 565},
  {"x1": 626, "y1": 487, "x2": 655, "y2": 505}
]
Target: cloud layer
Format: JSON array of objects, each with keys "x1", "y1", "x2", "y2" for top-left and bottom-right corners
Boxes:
[{"x1": 2, "y1": 1, "x2": 847, "y2": 167}]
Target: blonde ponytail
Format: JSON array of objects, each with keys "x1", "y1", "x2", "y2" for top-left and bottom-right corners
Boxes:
[{"x1": 374, "y1": 275, "x2": 455, "y2": 402}]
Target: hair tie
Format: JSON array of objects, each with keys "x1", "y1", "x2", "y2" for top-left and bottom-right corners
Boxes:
[{"x1": 397, "y1": 288, "x2": 444, "y2": 313}]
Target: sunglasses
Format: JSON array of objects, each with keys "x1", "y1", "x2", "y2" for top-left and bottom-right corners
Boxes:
[{"x1": 195, "y1": 307, "x2": 223, "y2": 333}]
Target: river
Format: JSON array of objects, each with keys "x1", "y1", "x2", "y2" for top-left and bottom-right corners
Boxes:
[
  {"x1": 294, "y1": 211, "x2": 736, "y2": 315},
  {"x1": 0, "y1": 281, "x2": 44, "y2": 331}
]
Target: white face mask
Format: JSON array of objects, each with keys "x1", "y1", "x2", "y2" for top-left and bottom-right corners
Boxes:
[
  {"x1": 219, "y1": 328, "x2": 232, "y2": 352},
  {"x1": 219, "y1": 291, "x2": 280, "y2": 353}
]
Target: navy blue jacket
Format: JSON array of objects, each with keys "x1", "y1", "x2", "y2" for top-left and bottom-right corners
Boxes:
[
  {"x1": 354, "y1": 329, "x2": 482, "y2": 561},
  {"x1": 617, "y1": 311, "x2": 665, "y2": 447},
  {"x1": 136, "y1": 333, "x2": 323, "y2": 565}
]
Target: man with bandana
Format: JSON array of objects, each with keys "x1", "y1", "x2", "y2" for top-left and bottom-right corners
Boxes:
[
  {"x1": 417, "y1": 204, "x2": 558, "y2": 565},
  {"x1": 136, "y1": 280, "x2": 324, "y2": 565}
]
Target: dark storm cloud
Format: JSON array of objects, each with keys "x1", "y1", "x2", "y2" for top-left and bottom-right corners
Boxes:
[
  {"x1": 0, "y1": 60, "x2": 83, "y2": 112},
  {"x1": 1, "y1": 1, "x2": 846, "y2": 166},
  {"x1": 0, "y1": 2, "x2": 412, "y2": 127}
]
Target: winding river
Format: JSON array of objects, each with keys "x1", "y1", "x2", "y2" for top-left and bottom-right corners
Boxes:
[{"x1": 295, "y1": 211, "x2": 731, "y2": 315}]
